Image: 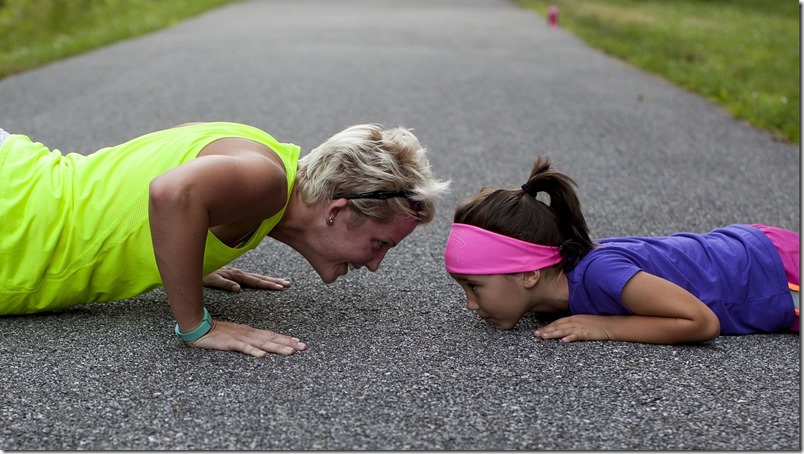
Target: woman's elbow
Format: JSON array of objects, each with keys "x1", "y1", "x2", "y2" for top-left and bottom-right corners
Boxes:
[{"x1": 149, "y1": 176, "x2": 188, "y2": 212}]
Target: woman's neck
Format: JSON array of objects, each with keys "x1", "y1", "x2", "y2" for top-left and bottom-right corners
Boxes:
[{"x1": 267, "y1": 186, "x2": 315, "y2": 252}]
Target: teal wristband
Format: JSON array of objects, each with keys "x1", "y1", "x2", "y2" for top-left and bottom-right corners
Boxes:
[{"x1": 175, "y1": 307, "x2": 212, "y2": 343}]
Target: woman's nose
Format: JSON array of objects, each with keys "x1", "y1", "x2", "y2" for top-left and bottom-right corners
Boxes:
[{"x1": 366, "y1": 249, "x2": 388, "y2": 272}]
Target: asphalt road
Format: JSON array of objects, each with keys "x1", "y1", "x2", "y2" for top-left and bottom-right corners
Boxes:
[{"x1": 0, "y1": 0, "x2": 800, "y2": 450}]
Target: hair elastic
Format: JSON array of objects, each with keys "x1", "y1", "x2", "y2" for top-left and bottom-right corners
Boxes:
[
  {"x1": 521, "y1": 183, "x2": 538, "y2": 197},
  {"x1": 444, "y1": 223, "x2": 562, "y2": 275}
]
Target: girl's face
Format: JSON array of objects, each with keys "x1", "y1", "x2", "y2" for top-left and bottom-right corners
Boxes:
[{"x1": 449, "y1": 273, "x2": 532, "y2": 329}]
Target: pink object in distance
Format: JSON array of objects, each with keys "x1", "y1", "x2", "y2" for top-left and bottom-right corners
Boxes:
[{"x1": 548, "y1": 5, "x2": 559, "y2": 28}]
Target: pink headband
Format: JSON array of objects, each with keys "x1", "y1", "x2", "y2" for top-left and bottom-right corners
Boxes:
[{"x1": 444, "y1": 223, "x2": 562, "y2": 275}]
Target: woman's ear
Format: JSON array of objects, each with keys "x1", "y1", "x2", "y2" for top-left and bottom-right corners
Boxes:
[
  {"x1": 521, "y1": 270, "x2": 541, "y2": 289},
  {"x1": 326, "y1": 198, "x2": 349, "y2": 224}
]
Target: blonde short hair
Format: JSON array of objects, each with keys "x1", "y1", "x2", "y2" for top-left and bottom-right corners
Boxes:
[{"x1": 296, "y1": 124, "x2": 450, "y2": 223}]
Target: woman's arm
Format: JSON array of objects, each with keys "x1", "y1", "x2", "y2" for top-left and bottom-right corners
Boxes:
[
  {"x1": 149, "y1": 144, "x2": 305, "y2": 356},
  {"x1": 535, "y1": 271, "x2": 721, "y2": 344}
]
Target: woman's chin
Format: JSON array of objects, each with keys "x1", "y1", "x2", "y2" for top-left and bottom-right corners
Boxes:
[{"x1": 317, "y1": 266, "x2": 345, "y2": 284}]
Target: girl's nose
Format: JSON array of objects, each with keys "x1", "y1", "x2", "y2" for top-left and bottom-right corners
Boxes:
[{"x1": 465, "y1": 297, "x2": 479, "y2": 311}]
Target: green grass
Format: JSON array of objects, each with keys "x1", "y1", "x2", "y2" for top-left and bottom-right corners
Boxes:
[
  {"x1": 513, "y1": 0, "x2": 800, "y2": 143},
  {"x1": 0, "y1": 0, "x2": 240, "y2": 80}
]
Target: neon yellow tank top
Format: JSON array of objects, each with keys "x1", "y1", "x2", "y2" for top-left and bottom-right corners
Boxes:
[{"x1": 0, "y1": 122, "x2": 300, "y2": 315}]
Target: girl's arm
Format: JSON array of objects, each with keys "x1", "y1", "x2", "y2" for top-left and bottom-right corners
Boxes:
[{"x1": 534, "y1": 271, "x2": 721, "y2": 344}]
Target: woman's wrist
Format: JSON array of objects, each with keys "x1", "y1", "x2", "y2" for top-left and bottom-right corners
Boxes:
[{"x1": 175, "y1": 307, "x2": 213, "y2": 342}]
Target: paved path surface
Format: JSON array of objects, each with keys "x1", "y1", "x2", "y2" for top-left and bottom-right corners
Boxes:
[{"x1": 0, "y1": 0, "x2": 799, "y2": 450}]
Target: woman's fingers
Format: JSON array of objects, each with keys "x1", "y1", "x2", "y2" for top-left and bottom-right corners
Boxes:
[
  {"x1": 201, "y1": 272, "x2": 241, "y2": 292},
  {"x1": 235, "y1": 272, "x2": 292, "y2": 290},
  {"x1": 203, "y1": 267, "x2": 291, "y2": 292}
]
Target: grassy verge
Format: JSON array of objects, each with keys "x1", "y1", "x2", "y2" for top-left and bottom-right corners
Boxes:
[
  {"x1": 512, "y1": 0, "x2": 799, "y2": 143},
  {"x1": 0, "y1": 0, "x2": 240, "y2": 80}
]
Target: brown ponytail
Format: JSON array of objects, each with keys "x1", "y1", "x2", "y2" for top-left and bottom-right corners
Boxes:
[{"x1": 453, "y1": 156, "x2": 595, "y2": 272}]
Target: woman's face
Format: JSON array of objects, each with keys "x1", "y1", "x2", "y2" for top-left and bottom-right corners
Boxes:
[
  {"x1": 449, "y1": 273, "x2": 531, "y2": 329},
  {"x1": 312, "y1": 211, "x2": 418, "y2": 284}
]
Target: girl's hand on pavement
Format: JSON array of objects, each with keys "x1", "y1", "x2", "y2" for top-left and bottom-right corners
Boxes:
[
  {"x1": 533, "y1": 315, "x2": 613, "y2": 343},
  {"x1": 203, "y1": 266, "x2": 291, "y2": 292},
  {"x1": 188, "y1": 320, "x2": 307, "y2": 357}
]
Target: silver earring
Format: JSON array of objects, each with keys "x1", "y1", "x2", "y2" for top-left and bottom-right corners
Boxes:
[{"x1": 328, "y1": 216, "x2": 334, "y2": 225}]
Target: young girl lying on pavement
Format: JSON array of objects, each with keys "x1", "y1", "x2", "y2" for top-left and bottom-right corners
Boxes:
[{"x1": 444, "y1": 156, "x2": 799, "y2": 344}]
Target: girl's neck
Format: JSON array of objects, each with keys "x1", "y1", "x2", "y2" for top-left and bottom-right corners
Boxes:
[{"x1": 529, "y1": 272, "x2": 570, "y2": 314}]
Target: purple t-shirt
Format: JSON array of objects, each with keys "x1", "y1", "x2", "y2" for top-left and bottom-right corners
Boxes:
[{"x1": 566, "y1": 224, "x2": 794, "y2": 335}]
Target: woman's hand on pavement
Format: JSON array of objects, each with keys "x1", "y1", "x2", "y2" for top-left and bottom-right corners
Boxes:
[
  {"x1": 202, "y1": 266, "x2": 291, "y2": 292},
  {"x1": 188, "y1": 320, "x2": 307, "y2": 357}
]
